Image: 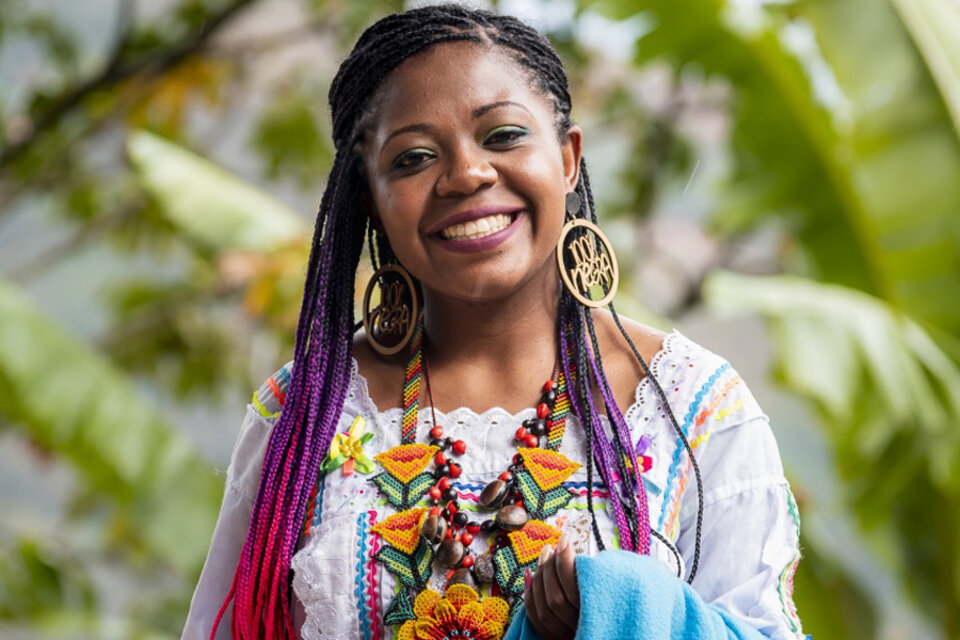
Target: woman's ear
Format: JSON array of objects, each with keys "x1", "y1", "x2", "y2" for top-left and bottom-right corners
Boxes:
[{"x1": 561, "y1": 125, "x2": 583, "y2": 192}]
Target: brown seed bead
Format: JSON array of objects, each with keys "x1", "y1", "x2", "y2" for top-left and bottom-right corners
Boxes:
[
  {"x1": 436, "y1": 538, "x2": 465, "y2": 568},
  {"x1": 478, "y1": 479, "x2": 508, "y2": 510},
  {"x1": 473, "y1": 552, "x2": 495, "y2": 584},
  {"x1": 420, "y1": 514, "x2": 447, "y2": 545},
  {"x1": 495, "y1": 504, "x2": 528, "y2": 532},
  {"x1": 447, "y1": 567, "x2": 476, "y2": 589}
]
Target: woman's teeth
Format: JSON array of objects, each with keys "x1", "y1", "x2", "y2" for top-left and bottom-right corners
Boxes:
[{"x1": 439, "y1": 213, "x2": 513, "y2": 241}]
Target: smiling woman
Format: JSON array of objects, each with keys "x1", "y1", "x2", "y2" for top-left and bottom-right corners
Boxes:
[{"x1": 180, "y1": 5, "x2": 805, "y2": 640}]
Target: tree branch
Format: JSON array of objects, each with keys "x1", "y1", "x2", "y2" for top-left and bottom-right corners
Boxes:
[{"x1": 0, "y1": 0, "x2": 258, "y2": 169}]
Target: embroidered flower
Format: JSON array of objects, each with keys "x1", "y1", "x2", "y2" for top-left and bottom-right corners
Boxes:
[
  {"x1": 397, "y1": 584, "x2": 509, "y2": 640},
  {"x1": 321, "y1": 415, "x2": 375, "y2": 475}
]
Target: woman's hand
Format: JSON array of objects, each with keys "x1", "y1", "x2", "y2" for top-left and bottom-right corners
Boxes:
[{"x1": 523, "y1": 534, "x2": 580, "y2": 640}]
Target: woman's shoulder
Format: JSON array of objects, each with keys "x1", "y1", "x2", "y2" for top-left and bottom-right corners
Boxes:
[{"x1": 591, "y1": 310, "x2": 764, "y2": 429}]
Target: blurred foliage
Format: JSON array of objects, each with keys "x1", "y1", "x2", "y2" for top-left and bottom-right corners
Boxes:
[{"x1": 2, "y1": 0, "x2": 959, "y2": 639}]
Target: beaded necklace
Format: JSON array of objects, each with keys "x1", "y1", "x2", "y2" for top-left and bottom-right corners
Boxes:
[{"x1": 368, "y1": 320, "x2": 583, "y2": 639}]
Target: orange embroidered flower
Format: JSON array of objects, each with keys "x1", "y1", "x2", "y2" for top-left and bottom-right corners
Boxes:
[
  {"x1": 397, "y1": 584, "x2": 509, "y2": 640},
  {"x1": 517, "y1": 449, "x2": 580, "y2": 490},
  {"x1": 371, "y1": 508, "x2": 426, "y2": 554},
  {"x1": 375, "y1": 444, "x2": 441, "y2": 482},
  {"x1": 508, "y1": 520, "x2": 563, "y2": 564}
]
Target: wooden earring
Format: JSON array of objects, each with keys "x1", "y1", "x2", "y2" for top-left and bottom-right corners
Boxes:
[{"x1": 362, "y1": 263, "x2": 420, "y2": 355}]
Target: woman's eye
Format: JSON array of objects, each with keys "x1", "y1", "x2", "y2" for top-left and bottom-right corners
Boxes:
[
  {"x1": 392, "y1": 148, "x2": 435, "y2": 170},
  {"x1": 483, "y1": 125, "x2": 529, "y2": 146}
]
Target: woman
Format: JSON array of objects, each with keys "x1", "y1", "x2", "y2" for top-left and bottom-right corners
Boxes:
[{"x1": 182, "y1": 5, "x2": 804, "y2": 640}]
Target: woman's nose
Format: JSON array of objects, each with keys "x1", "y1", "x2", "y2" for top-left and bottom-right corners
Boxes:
[{"x1": 435, "y1": 146, "x2": 497, "y2": 197}]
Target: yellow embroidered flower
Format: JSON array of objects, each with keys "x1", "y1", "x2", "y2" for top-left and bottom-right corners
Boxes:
[
  {"x1": 397, "y1": 584, "x2": 509, "y2": 640},
  {"x1": 321, "y1": 415, "x2": 375, "y2": 476}
]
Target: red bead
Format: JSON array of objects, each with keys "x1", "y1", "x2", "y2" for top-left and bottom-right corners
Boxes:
[
  {"x1": 498, "y1": 471, "x2": 513, "y2": 482},
  {"x1": 523, "y1": 434, "x2": 539, "y2": 448},
  {"x1": 451, "y1": 440, "x2": 467, "y2": 455},
  {"x1": 461, "y1": 554, "x2": 475, "y2": 568},
  {"x1": 466, "y1": 523, "x2": 481, "y2": 534},
  {"x1": 444, "y1": 529, "x2": 453, "y2": 540},
  {"x1": 448, "y1": 462, "x2": 462, "y2": 478},
  {"x1": 429, "y1": 487, "x2": 442, "y2": 500},
  {"x1": 431, "y1": 425, "x2": 444, "y2": 439},
  {"x1": 438, "y1": 476, "x2": 451, "y2": 490},
  {"x1": 446, "y1": 500, "x2": 458, "y2": 514},
  {"x1": 543, "y1": 379, "x2": 556, "y2": 393},
  {"x1": 460, "y1": 532, "x2": 474, "y2": 545},
  {"x1": 536, "y1": 403, "x2": 550, "y2": 419},
  {"x1": 515, "y1": 426, "x2": 528, "y2": 441},
  {"x1": 434, "y1": 452, "x2": 447, "y2": 466},
  {"x1": 429, "y1": 506, "x2": 443, "y2": 517}
]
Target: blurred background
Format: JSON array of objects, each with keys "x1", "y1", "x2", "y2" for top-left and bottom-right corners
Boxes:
[{"x1": 1, "y1": 0, "x2": 959, "y2": 638}]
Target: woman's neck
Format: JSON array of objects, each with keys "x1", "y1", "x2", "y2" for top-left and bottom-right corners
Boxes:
[{"x1": 421, "y1": 270, "x2": 561, "y2": 377}]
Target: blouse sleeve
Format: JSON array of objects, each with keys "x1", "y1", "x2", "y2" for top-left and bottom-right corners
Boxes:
[
  {"x1": 674, "y1": 377, "x2": 804, "y2": 639},
  {"x1": 181, "y1": 372, "x2": 286, "y2": 640}
]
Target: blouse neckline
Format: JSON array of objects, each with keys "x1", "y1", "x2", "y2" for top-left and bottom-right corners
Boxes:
[{"x1": 346, "y1": 329, "x2": 684, "y2": 425}]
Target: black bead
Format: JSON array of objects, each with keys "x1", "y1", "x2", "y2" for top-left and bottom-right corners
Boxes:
[
  {"x1": 541, "y1": 390, "x2": 557, "y2": 405},
  {"x1": 467, "y1": 520, "x2": 480, "y2": 530},
  {"x1": 523, "y1": 418, "x2": 544, "y2": 430},
  {"x1": 530, "y1": 421, "x2": 547, "y2": 437},
  {"x1": 512, "y1": 453, "x2": 523, "y2": 465},
  {"x1": 441, "y1": 508, "x2": 451, "y2": 520},
  {"x1": 430, "y1": 438, "x2": 444, "y2": 448},
  {"x1": 480, "y1": 519, "x2": 496, "y2": 533},
  {"x1": 442, "y1": 488, "x2": 458, "y2": 502},
  {"x1": 444, "y1": 437, "x2": 454, "y2": 448},
  {"x1": 453, "y1": 511, "x2": 469, "y2": 526},
  {"x1": 433, "y1": 467, "x2": 448, "y2": 479}
]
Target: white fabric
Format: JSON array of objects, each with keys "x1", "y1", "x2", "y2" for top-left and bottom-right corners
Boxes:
[{"x1": 182, "y1": 331, "x2": 804, "y2": 640}]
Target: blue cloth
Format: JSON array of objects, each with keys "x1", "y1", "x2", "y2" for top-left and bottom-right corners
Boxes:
[{"x1": 503, "y1": 551, "x2": 769, "y2": 640}]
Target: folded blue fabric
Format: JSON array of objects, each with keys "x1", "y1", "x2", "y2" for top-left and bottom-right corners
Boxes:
[{"x1": 503, "y1": 550, "x2": 768, "y2": 640}]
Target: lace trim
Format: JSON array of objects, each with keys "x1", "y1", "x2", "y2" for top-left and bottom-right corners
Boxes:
[{"x1": 347, "y1": 329, "x2": 691, "y2": 429}]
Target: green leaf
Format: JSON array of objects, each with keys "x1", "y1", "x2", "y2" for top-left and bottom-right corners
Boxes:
[
  {"x1": 126, "y1": 129, "x2": 308, "y2": 252},
  {"x1": 890, "y1": 0, "x2": 960, "y2": 135},
  {"x1": 0, "y1": 278, "x2": 222, "y2": 572},
  {"x1": 374, "y1": 546, "x2": 417, "y2": 588},
  {"x1": 383, "y1": 589, "x2": 415, "y2": 626}
]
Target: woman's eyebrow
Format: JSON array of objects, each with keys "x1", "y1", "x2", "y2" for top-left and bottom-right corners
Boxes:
[
  {"x1": 472, "y1": 100, "x2": 531, "y2": 119},
  {"x1": 383, "y1": 101, "x2": 532, "y2": 147}
]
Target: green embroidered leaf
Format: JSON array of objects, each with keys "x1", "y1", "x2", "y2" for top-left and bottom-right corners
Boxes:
[
  {"x1": 413, "y1": 539, "x2": 435, "y2": 585},
  {"x1": 492, "y1": 545, "x2": 526, "y2": 596},
  {"x1": 375, "y1": 546, "x2": 417, "y2": 587},
  {"x1": 404, "y1": 472, "x2": 435, "y2": 508},
  {"x1": 384, "y1": 589, "x2": 416, "y2": 626},
  {"x1": 371, "y1": 471, "x2": 435, "y2": 509},
  {"x1": 515, "y1": 469, "x2": 543, "y2": 514},
  {"x1": 539, "y1": 486, "x2": 574, "y2": 518},
  {"x1": 515, "y1": 469, "x2": 573, "y2": 519},
  {"x1": 371, "y1": 473, "x2": 406, "y2": 508}
]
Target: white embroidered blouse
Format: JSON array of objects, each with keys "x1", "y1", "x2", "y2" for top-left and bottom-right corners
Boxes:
[{"x1": 182, "y1": 331, "x2": 805, "y2": 640}]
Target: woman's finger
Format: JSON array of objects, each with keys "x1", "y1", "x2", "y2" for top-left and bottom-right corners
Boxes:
[
  {"x1": 532, "y1": 545, "x2": 576, "y2": 638},
  {"x1": 553, "y1": 534, "x2": 580, "y2": 609},
  {"x1": 540, "y1": 538, "x2": 579, "y2": 629}
]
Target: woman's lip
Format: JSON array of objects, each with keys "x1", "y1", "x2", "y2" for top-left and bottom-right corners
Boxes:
[
  {"x1": 426, "y1": 205, "x2": 525, "y2": 235},
  {"x1": 432, "y1": 212, "x2": 522, "y2": 254}
]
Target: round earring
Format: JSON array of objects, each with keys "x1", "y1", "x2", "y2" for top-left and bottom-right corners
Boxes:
[
  {"x1": 362, "y1": 262, "x2": 420, "y2": 355},
  {"x1": 556, "y1": 193, "x2": 619, "y2": 308}
]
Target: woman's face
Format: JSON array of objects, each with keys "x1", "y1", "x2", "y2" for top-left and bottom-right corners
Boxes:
[{"x1": 360, "y1": 41, "x2": 582, "y2": 304}]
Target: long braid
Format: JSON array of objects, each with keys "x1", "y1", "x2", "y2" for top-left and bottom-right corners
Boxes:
[{"x1": 216, "y1": 5, "x2": 699, "y2": 638}]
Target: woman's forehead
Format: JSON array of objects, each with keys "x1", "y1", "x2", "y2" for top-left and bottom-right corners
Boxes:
[{"x1": 365, "y1": 41, "x2": 550, "y2": 135}]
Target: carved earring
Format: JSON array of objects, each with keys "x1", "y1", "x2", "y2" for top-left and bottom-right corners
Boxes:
[
  {"x1": 556, "y1": 191, "x2": 619, "y2": 308},
  {"x1": 362, "y1": 262, "x2": 420, "y2": 355}
]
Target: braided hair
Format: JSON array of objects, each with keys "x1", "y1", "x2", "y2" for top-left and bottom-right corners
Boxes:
[{"x1": 214, "y1": 5, "x2": 699, "y2": 639}]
